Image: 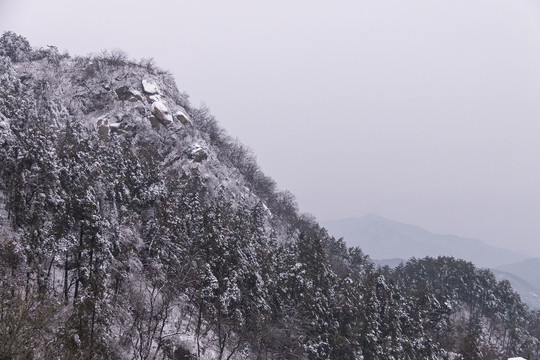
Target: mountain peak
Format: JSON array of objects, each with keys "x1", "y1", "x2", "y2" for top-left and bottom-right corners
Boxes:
[{"x1": 360, "y1": 213, "x2": 392, "y2": 222}]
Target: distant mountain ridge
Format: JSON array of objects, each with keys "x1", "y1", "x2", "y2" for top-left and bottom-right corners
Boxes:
[
  {"x1": 322, "y1": 214, "x2": 528, "y2": 268},
  {"x1": 497, "y1": 258, "x2": 540, "y2": 290},
  {"x1": 491, "y1": 268, "x2": 540, "y2": 310},
  {"x1": 323, "y1": 215, "x2": 540, "y2": 309}
]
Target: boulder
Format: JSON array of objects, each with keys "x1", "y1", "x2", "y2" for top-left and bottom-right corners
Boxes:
[
  {"x1": 148, "y1": 115, "x2": 161, "y2": 128},
  {"x1": 175, "y1": 108, "x2": 191, "y2": 125},
  {"x1": 19, "y1": 73, "x2": 32, "y2": 84},
  {"x1": 173, "y1": 346, "x2": 193, "y2": 360},
  {"x1": 96, "y1": 117, "x2": 110, "y2": 139},
  {"x1": 142, "y1": 79, "x2": 159, "y2": 94},
  {"x1": 148, "y1": 94, "x2": 161, "y2": 103},
  {"x1": 115, "y1": 86, "x2": 143, "y2": 102},
  {"x1": 96, "y1": 117, "x2": 123, "y2": 138},
  {"x1": 189, "y1": 144, "x2": 208, "y2": 162},
  {"x1": 109, "y1": 122, "x2": 122, "y2": 131},
  {"x1": 152, "y1": 101, "x2": 173, "y2": 125}
]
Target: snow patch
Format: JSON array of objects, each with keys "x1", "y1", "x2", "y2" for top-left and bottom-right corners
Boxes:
[
  {"x1": 0, "y1": 190, "x2": 10, "y2": 231},
  {"x1": 188, "y1": 143, "x2": 208, "y2": 162},
  {"x1": 0, "y1": 116, "x2": 13, "y2": 147},
  {"x1": 148, "y1": 94, "x2": 161, "y2": 103},
  {"x1": 142, "y1": 79, "x2": 159, "y2": 94},
  {"x1": 152, "y1": 101, "x2": 173, "y2": 125}
]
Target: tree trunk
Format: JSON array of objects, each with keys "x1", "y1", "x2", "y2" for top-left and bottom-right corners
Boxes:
[
  {"x1": 73, "y1": 224, "x2": 84, "y2": 304},
  {"x1": 64, "y1": 251, "x2": 69, "y2": 303}
]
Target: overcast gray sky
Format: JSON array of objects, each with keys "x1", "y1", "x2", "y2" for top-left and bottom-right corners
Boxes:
[{"x1": 2, "y1": 0, "x2": 540, "y2": 256}]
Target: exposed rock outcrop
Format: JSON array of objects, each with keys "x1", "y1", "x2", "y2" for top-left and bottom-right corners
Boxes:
[
  {"x1": 188, "y1": 144, "x2": 208, "y2": 162},
  {"x1": 152, "y1": 101, "x2": 173, "y2": 125},
  {"x1": 142, "y1": 79, "x2": 159, "y2": 94},
  {"x1": 97, "y1": 116, "x2": 111, "y2": 139},
  {"x1": 96, "y1": 116, "x2": 122, "y2": 139},
  {"x1": 115, "y1": 86, "x2": 143, "y2": 102},
  {"x1": 175, "y1": 107, "x2": 191, "y2": 125}
]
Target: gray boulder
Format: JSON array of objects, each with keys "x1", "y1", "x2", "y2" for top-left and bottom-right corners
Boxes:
[
  {"x1": 115, "y1": 86, "x2": 143, "y2": 102},
  {"x1": 152, "y1": 101, "x2": 173, "y2": 125},
  {"x1": 175, "y1": 108, "x2": 191, "y2": 125},
  {"x1": 142, "y1": 79, "x2": 159, "y2": 94}
]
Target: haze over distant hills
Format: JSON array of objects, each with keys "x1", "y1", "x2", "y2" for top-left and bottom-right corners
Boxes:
[
  {"x1": 322, "y1": 214, "x2": 527, "y2": 269},
  {"x1": 497, "y1": 258, "x2": 540, "y2": 290},
  {"x1": 494, "y1": 258, "x2": 540, "y2": 309},
  {"x1": 490, "y1": 268, "x2": 540, "y2": 310},
  {"x1": 322, "y1": 215, "x2": 540, "y2": 309}
]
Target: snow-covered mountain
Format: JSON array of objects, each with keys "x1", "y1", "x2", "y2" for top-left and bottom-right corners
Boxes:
[
  {"x1": 1, "y1": 32, "x2": 539, "y2": 359},
  {"x1": 322, "y1": 214, "x2": 528, "y2": 268}
]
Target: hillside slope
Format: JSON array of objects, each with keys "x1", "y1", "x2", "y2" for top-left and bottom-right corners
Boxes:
[{"x1": 0, "y1": 32, "x2": 539, "y2": 360}]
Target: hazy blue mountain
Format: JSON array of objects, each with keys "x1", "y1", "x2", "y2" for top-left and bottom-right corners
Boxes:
[
  {"x1": 322, "y1": 214, "x2": 528, "y2": 268},
  {"x1": 323, "y1": 216, "x2": 540, "y2": 309},
  {"x1": 372, "y1": 258, "x2": 405, "y2": 268},
  {"x1": 497, "y1": 258, "x2": 540, "y2": 290},
  {"x1": 491, "y1": 269, "x2": 540, "y2": 310}
]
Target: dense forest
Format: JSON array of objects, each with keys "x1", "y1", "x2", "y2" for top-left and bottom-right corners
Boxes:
[{"x1": 0, "y1": 32, "x2": 539, "y2": 359}]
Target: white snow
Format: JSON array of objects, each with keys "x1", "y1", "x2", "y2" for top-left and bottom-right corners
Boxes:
[
  {"x1": 190, "y1": 143, "x2": 203, "y2": 152},
  {"x1": 142, "y1": 79, "x2": 159, "y2": 94},
  {"x1": 0, "y1": 116, "x2": 12, "y2": 145},
  {"x1": 152, "y1": 101, "x2": 168, "y2": 114},
  {"x1": 148, "y1": 94, "x2": 161, "y2": 103},
  {"x1": 130, "y1": 89, "x2": 143, "y2": 100},
  {"x1": 0, "y1": 190, "x2": 9, "y2": 230},
  {"x1": 152, "y1": 100, "x2": 173, "y2": 124}
]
